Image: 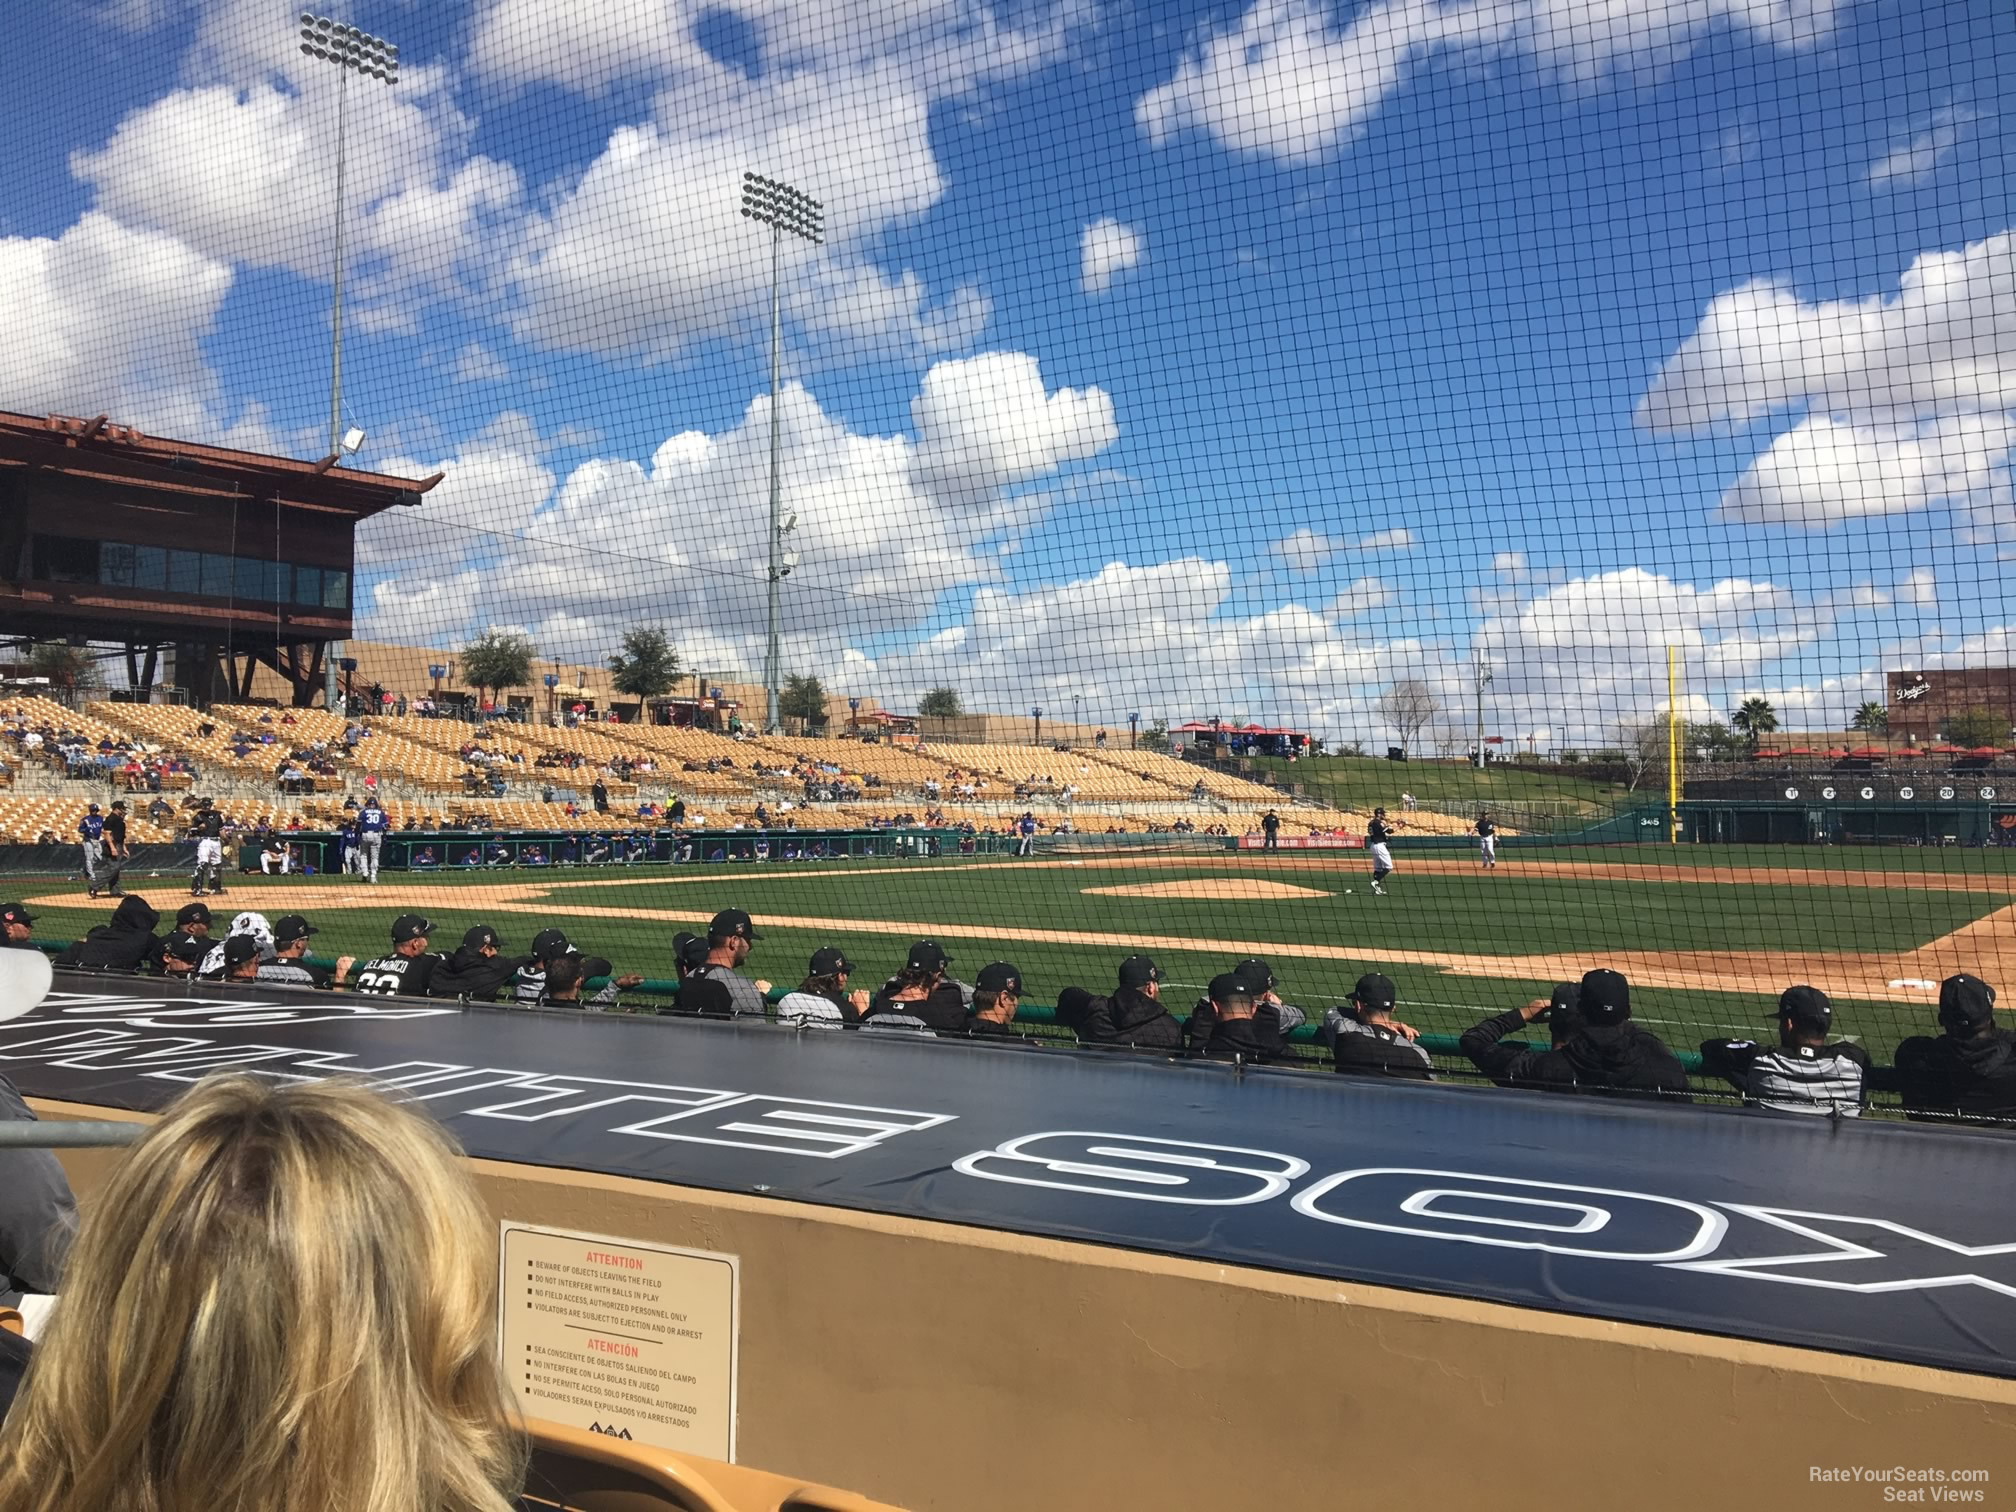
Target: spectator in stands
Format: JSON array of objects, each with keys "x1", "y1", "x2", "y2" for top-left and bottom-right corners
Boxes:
[
  {"x1": 349, "y1": 914, "x2": 444, "y2": 996},
  {"x1": 1460, "y1": 970, "x2": 1688, "y2": 1100},
  {"x1": 591, "y1": 776, "x2": 609, "y2": 813},
  {"x1": 1321, "y1": 973, "x2": 1433, "y2": 1080},
  {"x1": 0, "y1": 905, "x2": 35, "y2": 949},
  {"x1": 59, "y1": 895, "x2": 163, "y2": 974},
  {"x1": 966, "y1": 962, "x2": 1031, "y2": 1039},
  {"x1": 431, "y1": 925, "x2": 527, "y2": 1001},
  {"x1": 1888, "y1": 974, "x2": 2016, "y2": 1125},
  {"x1": 777, "y1": 946, "x2": 868, "y2": 1028},
  {"x1": 686, "y1": 910, "x2": 771, "y2": 1017},
  {"x1": 1194, "y1": 971, "x2": 1302, "y2": 1063},
  {"x1": 1077, "y1": 956, "x2": 1184, "y2": 1049},
  {"x1": 0, "y1": 1074, "x2": 526, "y2": 1509},
  {"x1": 1699, "y1": 987, "x2": 1869, "y2": 1116},
  {"x1": 864, "y1": 941, "x2": 969, "y2": 1033},
  {"x1": 0, "y1": 1069, "x2": 76, "y2": 1303},
  {"x1": 258, "y1": 914, "x2": 353, "y2": 990}
]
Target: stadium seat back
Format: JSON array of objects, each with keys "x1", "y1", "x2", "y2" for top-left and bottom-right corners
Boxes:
[{"x1": 523, "y1": 1418, "x2": 906, "y2": 1512}]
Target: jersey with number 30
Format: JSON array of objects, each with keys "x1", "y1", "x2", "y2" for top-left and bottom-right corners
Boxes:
[{"x1": 349, "y1": 951, "x2": 441, "y2": 996}]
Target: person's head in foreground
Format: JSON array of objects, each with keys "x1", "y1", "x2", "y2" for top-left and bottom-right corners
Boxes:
[{"x1": 0, "y1": 1073, "x2": 523, "y2": 1512}]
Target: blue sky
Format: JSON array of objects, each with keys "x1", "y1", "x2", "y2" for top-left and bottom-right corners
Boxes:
[{"x1": 1, "y1": 0, "x2": 2010, "y2": 743}]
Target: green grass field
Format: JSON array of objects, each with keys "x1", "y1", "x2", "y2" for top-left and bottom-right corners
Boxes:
[{"x1": 18, "y1": 841, "x2": 2011, "y2": 1067}]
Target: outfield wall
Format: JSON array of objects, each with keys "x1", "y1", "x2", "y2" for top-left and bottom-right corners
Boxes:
[{"x1": 36, "y1": 1098, "x2": 2016, "y2": 1512}]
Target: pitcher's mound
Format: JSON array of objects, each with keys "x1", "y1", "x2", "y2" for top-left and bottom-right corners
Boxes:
[{"x1": 1084, "y1": 879, "x2": 1332, "y2": 901}]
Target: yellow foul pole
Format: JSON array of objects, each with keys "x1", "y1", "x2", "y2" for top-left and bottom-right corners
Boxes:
[{"x1": 1666, "y1": 645, "x2": 1679, "y2": 844}]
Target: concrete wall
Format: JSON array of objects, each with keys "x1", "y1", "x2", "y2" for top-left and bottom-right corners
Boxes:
[{"x1": 36, "y1": 1099, "x2": 2016, "y2": 1512}]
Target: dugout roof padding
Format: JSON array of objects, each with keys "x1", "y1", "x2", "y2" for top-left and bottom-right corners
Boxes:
[{"x1": 8, "y1": 973, "x2": 2016, "y2": 1381}]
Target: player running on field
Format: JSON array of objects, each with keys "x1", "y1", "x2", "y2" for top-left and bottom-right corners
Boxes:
[
  {"x1": 1366, "y1": 807, "x2": 1399, "y2": 895},
  {"x1": 1475, "y1": 810, "x2": 1498, "y2": 869}
]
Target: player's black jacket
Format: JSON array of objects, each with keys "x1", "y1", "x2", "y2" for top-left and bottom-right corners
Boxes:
[
  {"x1": 1461, "y1": 1010, "x2": 1688, "y2": 1100},
  {"x1": 1321, "y1": 1010, "x2": 1434, "y2": 1080},
  {"x1": 1699, "y1": 1037, "x2": 1868, "y2": 1115},
  {"x1": 1184, "y1": 996, "x2": 1305, "y2": 1056},
  {"x1": 103, "y1": 813, "x2": 126, "y2": 850},
  {"x1": 1885, "y1": 1027, "x2": 2016, "y2": 1124},
  {"x1": 1475, "y1": 818, "x2": 1495, "y2": 837},
  {"x1": 59, "y1": 896, "x2": 161, "y2": 973},
  {"x1": 429, "y1": 945, "x2": 533, "y2": 1001},
  {"x1": 350, "y1": 950, "x2": 444, "y2": 997},
  {"x1": 1080, "y1": 986, "x2": 1185, "y2": 1050},
  {"x1": 865, "y1": 980, "x2": 968, "y2": 1033},
  {"x1": 191, "y1": 809, "x2": 225, "y2": 840},
  {"x1": 1368, "y1": 817, "x2": 1394, "y2": 845}
]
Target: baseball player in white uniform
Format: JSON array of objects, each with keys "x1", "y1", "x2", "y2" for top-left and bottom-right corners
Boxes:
[{"x1": 1476, "y1": 811, "x2": 1498, "y2": 869}]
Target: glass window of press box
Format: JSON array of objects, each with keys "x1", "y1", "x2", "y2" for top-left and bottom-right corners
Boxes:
[{"x1": 34, "y1": 535, "x2": 348, "y2": 610}]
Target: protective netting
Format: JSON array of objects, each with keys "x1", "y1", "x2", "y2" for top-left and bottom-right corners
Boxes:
[{"x1": 0, "y1": 0, "x2": 2011, "y2": 1112}]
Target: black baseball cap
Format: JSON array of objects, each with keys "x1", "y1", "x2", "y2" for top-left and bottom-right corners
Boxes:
[
  {"x1": 1231, "y1": 958, "x2": 1276, "y2": 994},
  {"x1": 1351, "y1": 973, "x2": 1397, "y2": 1012},
  {"x1": 710, "y1": 908, "x2": 760, "y2": 941},
  {"x1": 391, "y1": 913, "x2": 433, "y2": 943},
  {"x1": 976, "y1": 962, "x2": 1023, "y2": 994},
  {"x1": 1117, "y1": 955, "x2": 1162, "y2": 989},
  {"x1": 1546, "y1": 982, "x2": 1584, "y2": 1033},
  {"x1": 109, "y1": 800, "x2": 125, "y2": 811},
  {"x1": 164, "y1": 933, "x2": 206, "y2": 964},
  {"x1": 1578, "y1": 968, "x2": 1631, "y2": 1024},
  {"x1": 273, "y1": 914, "x2": 316, "y2": 945},
  {"x1": 1774, "y1": 985, "x2": 1832, "y2": 1031},
  {"x1": 87, "y1": 802, "x2": 99, "y2": 813},
  {"x1": 906, "y1": 940, "x2": 950, "y2": 972},
  {"x1": 176, "y1": 902, "x2": 213, "y2": 928},
  {"x1": 0, "y1": 903, "x2": 33, "y2": 928},
  {"x1": 462, "y1": 924, "x2": 502, "y2": 951},
  {"x1": 223, "y1": 935, "x2": 261, "y2": 968},
  {"x1": 810, "y1": 946, "x2": 854, "y2": 976},
  {"x1": 1939, "y1": 974, "x2": 1997, "y2": 1032},
  {"x1": 530, "y1": 927, "x2": 574, "y2": 961},
  {"x1": 1209, "y1": 971, "x2": 1255, "y2": 1006}
]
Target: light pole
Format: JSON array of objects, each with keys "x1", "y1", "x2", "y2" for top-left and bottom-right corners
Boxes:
[
  {"x1": 739, "y1": 172, "x2": 823, "y2": 734},
  {"x1": 1129, "y1": 711, "x2": 1140, "y2": 749},
  {"x1": 1473, "y1": 652, "x2": 1493, "y2": 770},
  {"x1": 300, "y1": 14, "x2": 397, "y2": 713},
  {"x1": 1032, "y1": 707, "x2": 1043, "y2": 748}
]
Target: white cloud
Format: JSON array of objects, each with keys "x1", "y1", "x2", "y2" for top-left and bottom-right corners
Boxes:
[
  {"x1": 1867, "y1": 104, "x2": 1987, "y2": 190},
  {"x1": 1137, "y1": 0, "x2": 1845, "y2": 164},
  {"x1": 1266, "y1": 524, "x2": 1416, "y2": 568},
  {"x1": 1490, "y1": 550, "x2": 1529, "y2": 577},
  {"x1": 1079, "y1": 218, "x2": 1145, "y2": 295},
  {"x1": 453, "y1": 343, "x2": 513, "y2": 384},
  {"x1": 1639, "y1": 228, "x2": 2016, "y2": 527},
  {"x1": 363, "y1": 353, "x2": 1118, "y2": 666},
  {"x1": 0, "y1": 211, "x2": 237, "y2": 438},
  {"x1": 1329, "y1": 575, "x2": 1396, "y2": 617},
  {"x1": 909, "y1": 352, "x2": 1118, "y2": 507},
  {"x1": 1898, "y1": 567, "x2": 1938, "y2": 608},
  {"x1": 72, "y1": 74, "x2": 522, "y2": 320}
]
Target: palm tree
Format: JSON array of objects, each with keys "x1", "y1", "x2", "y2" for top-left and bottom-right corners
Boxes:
[
  {"x1": 1850, "y1": 700, "x2": 1889, "y2": 734},
  {"x1": 1729, "y1": 697, "x2": 1779, "y2": 749}
]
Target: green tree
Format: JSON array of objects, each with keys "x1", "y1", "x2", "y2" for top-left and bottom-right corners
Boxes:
[
  {"x1": 780, "y1": 674, "x2": 829, "y2": 730},
  {"x1": 1944, "y1": 706, "x2": 2008, "y2": 750},
  {"x1": 1140, "y1": 718, "x2": 1170, "y2": 746},
  {"x1": 918, "y1": 687, "x2": 963, "y2": 718},
  {"x1": 1684, "y1": 719, "x2": 1743, "y2": 763},
  {"x1": 458, "y1": 629, "x2": 535, "y2": 706},
  {"x1": 27, "y1": 642, "x2": 99, "y2": 689},
  {"x1": 607, "y1": 626, "x2": 682, "y2": 700},
  {"x1": 1729, "y1": 697, "x2": 1778, "y2": 749},
  {"x1": 1850, "y1": 700, "x2": 1889, "y2": 734}
]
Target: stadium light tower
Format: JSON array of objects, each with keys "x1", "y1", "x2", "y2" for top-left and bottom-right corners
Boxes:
[
  {"x1": 300, "y1": 13, "x2": 398, "y2": 713},
  {"x1": 740, "y1": 172, "x2": 823, "y2": 734},
  {"x1": 1473, "y1": 652, "x2": 1494, "y2": 770}
]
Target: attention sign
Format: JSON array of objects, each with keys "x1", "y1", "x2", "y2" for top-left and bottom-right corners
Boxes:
[{"x1": 499, "y1": 1222, "x2": 740, "y2": 1462}]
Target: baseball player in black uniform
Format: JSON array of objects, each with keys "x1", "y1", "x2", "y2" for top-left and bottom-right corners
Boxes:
[
  {"x1": 189, "y1": 800, "x2": 231, "y2": 897},
  {"x1": 1366, "y1": 808, "x2": 1398, "y2": 894},
  {"x1": 350, "y1": 914, "x2": 444, "y2": 996},
  {"x1": 1475, "y1": 810, "x2": 1497, "y2": 870}
]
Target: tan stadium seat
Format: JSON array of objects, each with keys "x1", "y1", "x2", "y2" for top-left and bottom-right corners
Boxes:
[{"x1": 522, "y1": 1418, "x2": 907, "y2": 1512}]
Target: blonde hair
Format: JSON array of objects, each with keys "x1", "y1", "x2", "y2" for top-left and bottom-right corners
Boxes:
[{"x1": 0, "y1": 1075, "x2": 524, "y2": 1512}]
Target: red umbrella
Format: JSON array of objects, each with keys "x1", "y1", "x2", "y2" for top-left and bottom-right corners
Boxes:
[
  {"x1": 1752, "y1": 748, "x2": 1782, "y2": 758},
  {"x1": 1783, "y1": 747, "x2": 1816, "y2": 755},
  {"x1": 1931, "y1": 743, "x2": 1965, "y2": 754},
  {"x1": 1893, "y1": 747, "x2": 1925, "y2": 758},
  {"x1": 1848, "y1": 747, "x2": 1887, "y2": 758},
  {"x1": 1971, "y1": 747, "x2": 2002, "y2": 757},
  {"x1": 1824, "y1": 747, "x2": 1848, "y2": 757}
]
